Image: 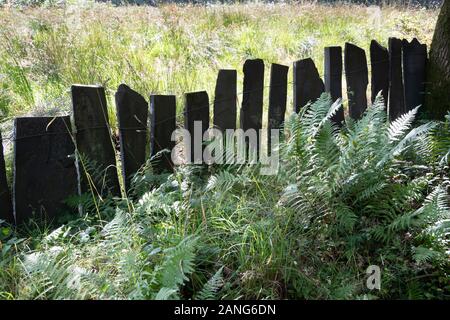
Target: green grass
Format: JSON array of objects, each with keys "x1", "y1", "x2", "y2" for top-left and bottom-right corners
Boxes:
[
  {"x1": 1, "y1": 95, "x2": 448, "y2": 300},
  {"x1": 0, "y1": 2, "x2": 448, "y2": 301},
  {"x1": 0, "y1": 2, "x2": 438, "y2": 125}
]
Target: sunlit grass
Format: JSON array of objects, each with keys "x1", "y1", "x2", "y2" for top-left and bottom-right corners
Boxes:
[
  {"x1": 0, "y1": 3, "x2": 447, "y2": 300},
  {"x1": 0, "y1": 2, "x2": 438, "y2": 127}
]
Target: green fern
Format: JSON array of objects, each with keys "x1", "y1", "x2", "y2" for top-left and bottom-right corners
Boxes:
[
  {"x1": 153, "y1": 236, "x2": 198, "y2": 299},
  {"x1": 413, "y1": 246, "x2": 441, "y2": 264},
  {"x1": 194, "y1": 267, "x2": 224, "y2": 300}
]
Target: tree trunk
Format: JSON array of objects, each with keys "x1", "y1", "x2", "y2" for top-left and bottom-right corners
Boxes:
[{"x1": 425, "y1": 0, "x2": 450, "y2": 120}]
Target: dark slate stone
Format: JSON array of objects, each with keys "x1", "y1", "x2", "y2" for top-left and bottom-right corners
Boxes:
[
  {"x1": 268, "y1": 63, "x2": 288, "y2": 150},
  {"x1": 268, "y1": 63, "x2": 288, "y2": 130},
  {"x1": 240, "y1": 59, "x2": 264, "y2": 130},
  {"x1": 293, "y1": 58, "x2": 324, "y2": 113},
  {"x1": 388, "y1": 37, "x2": 406, "y2": 121},
  {"x1": 344, "y1": 43, "x2": 369, "y2": 120},
  {"x1": 184, "y1": 91, "x2": 210, "y2": 164},
  {"x1": 324, "y1": 46, "x2": 344, "y2": 125},
  {"x1": 115, "y1": 84, "x2": 148, "y2": 193},
  {"x1": 12, "y1": 116, "x2": 77, "y2": 224},
  {"x1": 402, "y1": 38, "x2": 427, "y2": 112},
  {"x1": 150, "y1": 95, "x2": 176, "y2": 172},
  {"x1": 214, "y1": 69, "x2": 237, "y2": 131},
  {"x1": 71, "y1": 85, "x2": 120, "y2": 197},
  {"x1": 0, "y1": 130, "x2": 13, "y2": 223},
  {"x1": 370, "y1": 40, "x2": 389, "y2": 105},
  {"x1": 240, "y1": 59, "x2": 264, "y2": 158}
]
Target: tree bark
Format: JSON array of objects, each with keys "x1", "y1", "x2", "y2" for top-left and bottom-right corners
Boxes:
[{"x1": 425, "y1": 0, "x2": 450, "y2": 120}]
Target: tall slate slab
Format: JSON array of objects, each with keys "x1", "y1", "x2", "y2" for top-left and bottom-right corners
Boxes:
[
  {"x1": 150, "y1": 95, "x2": 176, "y2": 172},
  {"x1": 115, "y1": 84, "x2": 148, "y2": 193},
  {"x1": 388, "y1": 37, "x2": 406, "y2": 121},
  {"x1": 240, "y1": 59, "x2": 264, "y2": 159},
  {"x1": 293, "y1": 58, "x2": 324, "y2": 113},
  {"x1": 324, "y1": 46, "x2": 344, "y2": 124},
  {"x1": 241, "y1": 60, "x2": 264, "y2": 127},
  {"x1": 268, "y1": 63, "x2": 288, "y2": 130},
  {"x1": 0, "y1": 130, "x2": 12, "y2": 223},
  {"x1": 184, "y1": 91, "x2": 209, "y2": 164},
  {"x1": 268, "y1": 63, "x2": 288, "y2": 150},
  {"x1": 214, "y1": 69, "x2": 237, "y2": 131},
  {"x1": 402, "y1": 38, "x2": 427, "y2": 112},
  {"x1": 370, "y1": 40, "x2": 389, "y2": 105},
  {"x1": 344, "y1": 43, "x2": 368, "y2": 120},
  {"x1": 71, "y1": 85, "x2": 120, "y2": 197},
  {"x1": 13, "y1": 116, "x2": 77, "y2": 224}
]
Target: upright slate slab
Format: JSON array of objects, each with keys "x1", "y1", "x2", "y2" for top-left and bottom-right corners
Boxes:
[
  {"x1": 344, "y1": 43, "x2": 369, "y2": 120},
  {"x1": 240, "y1": 59, "x2": 264, "y2": 158},
  {"x1": 214, "y1": 69, "x2": 237, "y2": 131},
  {"x1": 150, "y1": 95, "x2": 176, "y2": 172},
  {"x1": 268, "y1": 63, "x2": 288, "y2": 149},
  {"x1": 324, "y1": 46, "x2": 344, "y2": 124},
  {"x1": 0, "y1": 130, "x2": 12, "y2": 223},
  {"x1": 184, "y1": 91, "x2": 210, "y2": 164},
  {"x1": 402, "y1": 38, "x2": 427, "y2": 112},
  {"x1": 115, "y1": 84, "x2": 148, "y2": 193},
  {"x1": 388, "y1": 37, "x2": 406, "y2": 122},
  {"x1": 240, "y1": 59, "x2": 264, "y2": 130},
  {"x1": 13, "y1": 117, "x2": 77, "y2": 224},
  {"x1": 71, "y1": 85, "x2": 120, "y2": 197},
  {"x1": 370, "y1": 40, "x2": 389, "y2": 105},
  {"x1": 293, "y1": 58, "x2": 324, "y2": 113}
]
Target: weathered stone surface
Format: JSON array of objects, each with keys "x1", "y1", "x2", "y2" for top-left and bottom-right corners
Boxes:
[
  {"x1": 240, "y1": 59, "x2": 264, "y2": 158},
  {"x1": 388, "y1": 37, "x2": 406, "y2": 121},
  {"x1": 324, "y1": 46, "x2": 344, "y2": 124},
  {"x1": 214, "y1": 69, "x2": 237, "y2": 131},
  {"x1": 71, "y1": 85, "x2": 120, "y2": 197},
  {"x1": 0, "y1": 130, "x2": 12, "y2": 223},
  {"x1": 184, "y1": 91, "x2": 210, "y2": 164},
  {"x1": 268, "y1": 63, "x2": 288, "y2": 130},
  {"x1": 370, "y1": 40, "x2": 389, "y2": 105},
  {"x1": 268, "y1": 63, "x2": 288, "y2": 153},
  {"x1": 115, "y1": 84, "x2": 148, "y2": 193},
  {"x1": 150, "y1": 95, "x2": 176, "y2": 172},
  {"x1": 403, "y1": 38, "x2": 427, "y2": 111},
  {"x1": 293, "y1": 58, "x2": 324, "y2": 113},
  {"x1": 13, "y1": 116, "x2": 77, "y2": 224},
  {"x1": 240, "y1": 59, "x2": 264, "y2": 131},
  {"x1": 344, "y1": 43, "x2": 368, "y2": 120}
]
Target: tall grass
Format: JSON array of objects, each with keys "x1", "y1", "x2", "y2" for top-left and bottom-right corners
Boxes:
[
  {"x1": 1, "y1": 95, "x2": 448, "y2": 299},
  {"x1": 0, "y1": 2, "x2": 447, "y2": 301},
  {"x1": 0, "y1": 2, "x2": 438, "y2": 124}
]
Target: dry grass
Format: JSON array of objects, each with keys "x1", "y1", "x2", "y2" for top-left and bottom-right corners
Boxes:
[{"x1": 0, "y1": 2, "x2": 439, "y2": 126}]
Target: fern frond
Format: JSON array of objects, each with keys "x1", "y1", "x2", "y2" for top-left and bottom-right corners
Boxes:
[
  {"x1": 413, "y1": 246, "x2": 441, "y2": 264},
  {"x1": 388, "y1": 106, "x2": 419, "y2": 142},
  {"x1": 155, "y1": 287, "x2": 179, "y2": 300},
  {"x1": 194, "y1": 267, "x2": 224, "y2": 300},
  {"x1": 378, "y1": 122, "x2": 436, "y2": 168},
  {"x1": 159, "y1": 236, "x2": 197, "y2": 289}
]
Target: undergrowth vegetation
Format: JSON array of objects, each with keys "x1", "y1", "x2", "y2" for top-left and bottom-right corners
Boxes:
[
  {"x1": 0, "y1": 2, "x2": 438, "y2": 123},
  {"x1": 1, "y1": 95, "x2": 448, "y2": 299},
  {"x1": 0, "y1": 1, "x2": 448, "y2": 300}
]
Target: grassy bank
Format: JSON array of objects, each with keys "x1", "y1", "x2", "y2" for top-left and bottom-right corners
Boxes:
[
  {"x1": 1, "y1": 95, "x2": 449, "y2": 299},
  {"x1": 0, "y1": 2, "x2": 448, "y2": 300},
  {"x1": 0, "y1": 2, "x2": 438, "y2": 123}
]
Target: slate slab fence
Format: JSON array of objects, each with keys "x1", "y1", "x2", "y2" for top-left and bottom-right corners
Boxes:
[{"x1": 0, "y1": 37, "x2": 429, "y2": 224}]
